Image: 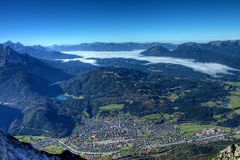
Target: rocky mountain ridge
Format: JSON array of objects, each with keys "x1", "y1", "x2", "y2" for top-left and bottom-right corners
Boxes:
[
  {"x1": 0, "y1": 131, "x2": 84, "y2": 160},
  {"x1": 214, "y1": 144, "x2": 240, "y2": 160}
]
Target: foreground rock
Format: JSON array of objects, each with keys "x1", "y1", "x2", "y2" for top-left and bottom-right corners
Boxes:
[
  {"x1": 0, "y1": 131, "x2": 84, "y2": 160},
  {"x1": 214, "y1": 144, "x2": 240, "y2": 160}
]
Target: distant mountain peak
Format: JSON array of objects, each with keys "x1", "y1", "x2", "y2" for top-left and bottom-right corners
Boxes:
[
  {"x1": 208, "y1": 40, "x2": 240, "y2": 46},
  {"x1": 4, "y1": 41, "x2": 24, "y2": 48},
  {"x1": 4, "y1": 40, "x2": 22, "y2": 45},
  {"x1": 0, "y1": 44, "x2": 29, "y2": 67},
  {"x1": 177, "y1": 43, "x2": 202, "y2": 51},
  {"x1": 3, "y1": 41, "x2": 80, "y2": 60},
  {"x1": 182, "y1": 42, "x2": 198, "y2": 46},
  {"x1": 140, "y1": 45, "x2": 170, "y2": 56},
  {"x1": 208, "y1": 40, "x2": 223, "y2": 46},
  {"x1": 48, "y1": 42, "x2": 177, "y2": 51}
]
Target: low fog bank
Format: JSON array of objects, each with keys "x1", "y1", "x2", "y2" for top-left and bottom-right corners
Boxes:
[{"x1": 60, "y1": 50, "x2": 239, "y2": 76}]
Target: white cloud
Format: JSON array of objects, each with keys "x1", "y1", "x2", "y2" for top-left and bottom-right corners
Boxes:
[{"x1": 60, "y1": 50, "x2": 239, "y2": 76}]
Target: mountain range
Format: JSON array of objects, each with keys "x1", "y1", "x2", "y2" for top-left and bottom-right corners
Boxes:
[
  {"x1": 0, "y1": 44, "x2": 76, "y2": 136},
  {"x1": 0, "y1": 43, "x2": 226, "y2": 136},
  {"x1": 0, "y1": 44, "x2": 71, "y2": 102},
  {"x1": 1, "y1": 40, "x2": 240, "y2": 159},
  {"x1": 3, "y1": 41, "x2": 80, "y2": 60},
  {"x1": 141, "y1": 40, "x2": 240, "y2": 69},
  {"x1": 48, "y1": 42, "x2": 177, "y2": 51}
]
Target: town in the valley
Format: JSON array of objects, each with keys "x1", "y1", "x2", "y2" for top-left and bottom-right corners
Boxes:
[{"x1": 30, "y1": 114, "x2": 240, "y2": 160}]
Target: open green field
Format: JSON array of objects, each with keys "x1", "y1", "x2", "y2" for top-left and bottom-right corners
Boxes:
[
  {"x1": 43, "y1": 145, "x2": 65, "y2": 154},
  {"x1": 144, "y1": 113, "x2": 174, "y2": 121},
  {"x1": 222, "y1": 82, "x2": 240, "y2": 109},
  {"x1": 120, "y1": 145, "x2": 133, "y2": 153},
  {"x1": 229, "y1": 82, "x2": 240, "y2": 87},
  {"x1": 99, "y1": 104, "x2": 124, "y2": 111},
  {"x1": 167, "y1": 93, "x2": 179, "y2": 102},
  {"x1": 14, "y1": 135, "x2": 47, "y2": 144},
  {"x1": 228, "y1": 96, "x2": 240, "y2": 109},
  {"x1": 179, "y1": 123, "x2": 231, "y2": 135},
  {"x1": 227, "y1": 82, "x2": 240, "y2": 109}
]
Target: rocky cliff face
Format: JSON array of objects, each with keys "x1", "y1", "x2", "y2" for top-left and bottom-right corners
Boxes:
[
  {"x1": 0, "y1": 131, "x2": 83, "y2": 160},
  {"x1": 214, "y1": 144, "x2": 240, "y2": 160},
  {"x1": 0, "y1": 44, "x2": 30, "y2": 67}
]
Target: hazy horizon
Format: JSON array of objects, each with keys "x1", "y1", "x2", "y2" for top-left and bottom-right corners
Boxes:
[{"x1": 2, "y1": 39, "x2": 240, "y2": 47}]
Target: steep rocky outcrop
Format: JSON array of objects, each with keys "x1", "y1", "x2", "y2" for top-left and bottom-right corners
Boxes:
[
  {"x1": 214, "y1": 144, "x2": 240, "y2": 160},
  {"x1": 0, "y1": 131, "x2": 84, "y2": 160}
]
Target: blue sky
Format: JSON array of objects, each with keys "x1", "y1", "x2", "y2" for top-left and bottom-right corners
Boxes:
[{"x1": 0, "y1": 0, "x2": 240, "y2": 45}]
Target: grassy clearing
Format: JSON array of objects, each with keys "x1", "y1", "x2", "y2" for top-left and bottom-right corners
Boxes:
[
  {"x1": 233, "y1": 109, "x2": 240, "y2": 115},
  {"x1": 64, "y1": 93, "x2": 85, "y2": 100},
  {"x1": 201, "y1": 101, "x2": 219, "y2": 108},
  {"x1": 224, "y1": 82, "x2": 240, "y2": 109},
  {"x1": 99, "y1": 104, "x2": 124, "y2": 111},
  {"x1": 126, "y1": 99, "x2": 134, "y2": 104},
  {"x1": 138, "y1": 130, "x2": 151, "y2": 138},
  {"x1": 229, "y1": 82, "x2": 240, "y2": 87},
  {"x1": 167, "y1": 93, "x2": 179, "y2": 102},
  {"x1": 43, "y1": 145, "x2": 65, "y2": 154},
  {"x1": 144, "y1": 114, "x2": 162, "y2": 120},
  {"x1": 14, "y1": 136, "x2": 46, "y2": 144},
  {"x1": 228, "y1": 96, "x2": 240, "y2": 109},
  {"x1": 144, "y1": 113, "x2": 174, "y2": 121},
  {"x1": 231, "y1": 134, "x2": 240, "y2": 139},
  {"x1": 179, "y1": 123, "x2": 231, "y2": 135},
  {"x1": 120, "y1": 145, "x2": 133, "y2": 153}
]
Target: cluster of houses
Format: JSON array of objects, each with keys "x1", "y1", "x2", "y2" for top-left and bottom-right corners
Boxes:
[{"x1": 194, "y1": 128, "x2": 225, "y2": 137}]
